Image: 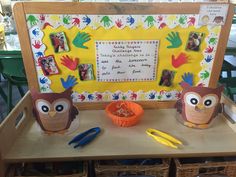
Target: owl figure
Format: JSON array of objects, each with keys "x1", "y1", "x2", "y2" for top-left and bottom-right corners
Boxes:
[
  {"x1": 176, "y1": 82, "x2": 223, "y2": 129},
  {"x1": 31, "y1": 88, "x2": 79, "y2": 133}
]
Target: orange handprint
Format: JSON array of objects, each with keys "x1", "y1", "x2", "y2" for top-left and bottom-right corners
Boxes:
[
  {"x1": 171, "y1": 52, "x2": 189, "y2": 68},
  {"x1": 61, "y1": 55, "x2": 79, "y2": 71}
]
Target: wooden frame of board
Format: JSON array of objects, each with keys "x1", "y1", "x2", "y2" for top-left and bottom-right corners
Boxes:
[{"x1": 13, "y1": 2, "x2": 234, "y2": 109}]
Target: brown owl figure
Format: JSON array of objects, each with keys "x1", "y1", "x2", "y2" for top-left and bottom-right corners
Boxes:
[
  {"x1": 31, "y1": 87, "x2": 79, "y2": 133},
  {"x1": 175, "y1": 82, "x2": 223, "y2": 129}
]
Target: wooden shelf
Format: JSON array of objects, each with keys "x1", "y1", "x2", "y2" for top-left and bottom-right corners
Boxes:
[
  {"x1": 2, "y1": 93, "x2": 236, "y2": 163},
  {"x1": 1, "y1": 92, "x2": 236, "y2": 176}
]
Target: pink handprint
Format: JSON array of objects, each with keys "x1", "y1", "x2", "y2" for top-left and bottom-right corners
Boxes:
[
  {"x1": 96, "y1": 93, "x2": 103, "y2": 101},
  {"x1": 39, "y1": 14, "x2": 45, "y2": 21},
  {"x1": 130, "y1": 92, "x2": 137, "y2": 100},
  {"x1": 61, "y1": 55, "x2": 79, "y2": 71},
  {"x1": 205, "y1": 46, "x2": 214, "y2": 53},
  {"x1": 159, "y1": 22, "x2": 167, "y2": 29},
  {"x1": 72, "y1": 18, "x2": 80, "y2": 26},
  {"x1": 32, "y1": 40, "x2": 42, "y2": 49},
  {"x1": 187, "y1": 17, "x2": 195, "y2": 26},
  {"x1": 78, "y1": 94, "x2": 85, "y2": 101},
  {"x1": 157, "y1": 15, "x2": 163, "y2": 22},
  {"x1": 115, "y1": 19, "x2": 123, "y2": 28}
]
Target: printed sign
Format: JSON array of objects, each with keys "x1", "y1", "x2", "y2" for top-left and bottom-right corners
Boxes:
[
  {"x1": 96, "y1": 40, "x2": 159, "y2": 82},
  {"x1": 199, "y1": 4, "x2": 228, "y2": 26}
]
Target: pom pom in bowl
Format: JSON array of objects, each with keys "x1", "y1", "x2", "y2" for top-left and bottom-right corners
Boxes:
[{"x1": 105, "y1": 101, "x2": 144, "y2": 127}]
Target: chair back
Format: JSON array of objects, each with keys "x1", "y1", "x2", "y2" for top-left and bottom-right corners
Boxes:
[{"x1": 0, "y1": 55, "x2": 27, "y2": 83}]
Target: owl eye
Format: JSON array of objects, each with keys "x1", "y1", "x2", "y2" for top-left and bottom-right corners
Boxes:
[
  {"x1": 203, "y1": 96, "x2": 217, "y2": 108},
  {"x1": 36, "y1": 101, "x2": 50, "y2": 114},
  {"x1": 185, "y1": 93, "x2": 200, "y2": 107},
  {"x1": 54, "y1": 101, "x2": 69, "y2": 113}
]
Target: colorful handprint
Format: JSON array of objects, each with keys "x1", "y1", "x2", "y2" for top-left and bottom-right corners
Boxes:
[
  {"x1": 100, "y1": 16, "x2": 112, "y2": 27},
  {"x1": 166, "y1": 32, "x2": 182, "y2": 48},
  {"x1": 205, "y1": 55, "x2": 213, "y2": 63},
  {"x1": 83, "y1": 15, "x2": 91, "y2": 25},
  {"x1": 127, "y1": 16, "x2": 135, "y2": 26},
  {"x1": 144, "y1": 16, "x2": 156, "y2": 27},
  {"x1": 60, "y1": 55, "x2": 79, "y2": 71},
  {"x1": 200, "y1": 70, "x2": 210, "y2": 80},
  {"x1": 32, "y1": 40, "x2": 42, "y2": 49},
  {"x1": 27, "y1": 15, "x2": 39, "y2": 26},
  {"x1": 60, "y1": 75, "x2": 78, "y2": 89},
  {"x1": 73, "y1": 32, "x2": 91, "y2": 49},
  {"x1": 172, "y1": 53, "x2": 189, "y2": 68},
  {"x1": 72, "y1": 18, "x2": 80, "y2": 26},
  {"x1": 63, "y1": 15, "x2": 71, "y2": 25},
  {"x1": 181, "y1": 72, "x2": 193, "y2": 86}
]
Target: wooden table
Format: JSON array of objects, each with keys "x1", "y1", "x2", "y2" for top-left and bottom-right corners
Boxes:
[{"x1": 1, "y1": 92, "x2": 236, "y2": 177}]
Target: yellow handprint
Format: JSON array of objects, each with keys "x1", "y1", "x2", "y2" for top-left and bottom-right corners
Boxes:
[
  {"x1": 167, "y1": 15, "x2": 177, "y2": 24},
  {"x1": 210, "y1": 26, "x2": 221, "y2": 35},
  {"x1": 50, "y1": 15, "x2": 61, "y2": 25}
]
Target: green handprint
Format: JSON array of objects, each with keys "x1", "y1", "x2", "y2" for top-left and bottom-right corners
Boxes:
[
  {"x1": 179, "y1": 15, "x2": 187, "y2": 25},
  {"x1": 144, "y1": 16, "x2": 156, "y2": 27},
  {"x1": 166, "y1": 32, "x2": 182, "y2": 48},
  {"x1": 100, "y1": 16, "x2": 112, "y2": 27},
  {"x1": 40, "y1": 86, "x2": 47, "y2": 92},
  {"x1": 63, "y1": 15, "x2": 71, "y2": 25},
  {"x1": 72, "y1": 32, "x2": 91, "y2": 49},
  {"x1": 27, "y1": 15, "x2": 39, "y2": 26},
  {"x1": 122, "y1": 95, "x2": 127, "y2": 100},
  {"x1": 200, "y1": 70, "x2": 210, "y2": 80},
  {"x1": 208, "y1": 37, "x2": 217, "y2": 45}
]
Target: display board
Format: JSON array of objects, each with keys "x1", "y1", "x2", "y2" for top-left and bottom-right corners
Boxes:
[{"x1": 13, "y1": 2, "x2": 234, "y2": 105}]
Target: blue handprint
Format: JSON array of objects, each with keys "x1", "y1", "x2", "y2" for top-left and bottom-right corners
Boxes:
[
  {"x1": 32, "y1": 28, "x2": 39, "y2": 37},
  {"x1": 88, "y1": 94, "x2": 94, "y2": 100},
  {"x1": 149, "y1": 92, "x2": 156, "y2": 99},
  {"x1": 181, "y1": 72, "x2": 193, "y2": 86},
  {"x1": 39, "y1": 77, "x2": 48, "y2": 84},
  {"x1": 83, "y1": 15, "x2": 91, "y2": 25},
  {"x1": 60, "y1": 75, "x2": 78, "y2": 89},
  {"x1": 165, "y1": 92, "x2": 172, "y2": 98},
  {"x1": 127, "y1": 15, "x2": 135, "y2": 26},
  {"x1": 35, "y1": 51, "x2": 44, "y2": 58},
  {"x1": 205, "y1": 55, "x2": 213, "y2": 63},
  {"x1": 112, "y1": 93, "x2": 120, "y2": 100}
]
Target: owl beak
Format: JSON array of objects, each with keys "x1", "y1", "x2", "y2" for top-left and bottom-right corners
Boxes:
[
  {"x1": 195, "y1": 104, "x2": 205, "y2": 112},
  {"x1": 48, "y1": 111, "x2": 56, "y2": 117}
]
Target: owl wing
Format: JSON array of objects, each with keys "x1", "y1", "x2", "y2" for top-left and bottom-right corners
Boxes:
[
  {"x1": 175, "y1": 99, "x2": 182, "y2": 114},
  {"x1": 212, "y1": 103, "x2": 223, "y2": 118},
  {"x1": 71, "y1": 105, "x2": 79, "y2": 121}
]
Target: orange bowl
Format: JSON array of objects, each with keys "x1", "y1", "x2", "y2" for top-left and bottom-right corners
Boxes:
[{"x1": 105, "y1": 101, "x2": 144, "y2": 127}]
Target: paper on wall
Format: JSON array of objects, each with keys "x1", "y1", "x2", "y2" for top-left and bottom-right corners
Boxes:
[{"x1": 96, "y1": 40, "x2": 159, "y2": 82}]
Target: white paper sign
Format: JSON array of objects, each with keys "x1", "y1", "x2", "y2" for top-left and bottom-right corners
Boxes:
[
  {"x1": 96, "y1": 40, "x2": 159, "y2": 82},
  {"x1": 199, "y1": 4, "x2": 229, "y2": 26}
]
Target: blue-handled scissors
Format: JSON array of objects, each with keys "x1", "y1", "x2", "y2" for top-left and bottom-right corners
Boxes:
[{"x1": 68, "y1": 127, "x2": 101, "y2": 148}]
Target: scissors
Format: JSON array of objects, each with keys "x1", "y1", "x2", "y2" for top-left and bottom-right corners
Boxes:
[
  {"x1": 68, "y1": 127, "x2": 101, "y2": 148},
  {"x1": 146, "y1": 128, "x2": 182, "y2": 149}
]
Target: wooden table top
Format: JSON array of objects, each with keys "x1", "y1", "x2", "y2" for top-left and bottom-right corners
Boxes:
[{"x1": 4, "y1": 109, "x2": 236, "y2": 163}]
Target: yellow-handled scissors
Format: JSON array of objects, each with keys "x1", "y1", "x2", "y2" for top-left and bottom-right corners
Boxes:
[{"x1": 146, "y1": 128, "x2": 183, "y2": 149}]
